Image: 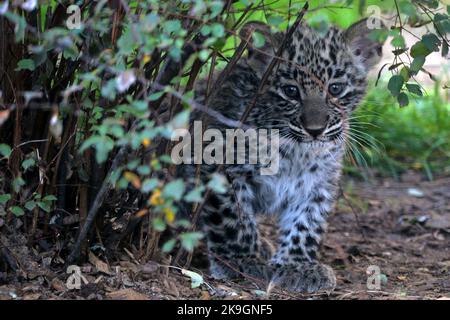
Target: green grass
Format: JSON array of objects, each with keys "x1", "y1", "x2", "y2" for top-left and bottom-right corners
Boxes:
[{"x1": 345, "y1": 83, "x2": 450, "y2": 180}]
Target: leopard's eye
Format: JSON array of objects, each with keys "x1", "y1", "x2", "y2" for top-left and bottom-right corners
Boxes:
[
  {"x1": 282, "y1": 85, "x2": 300, "y2": 99},
  {"x1": 328, "y1": 83, "x2": 346, "y2": 97}
]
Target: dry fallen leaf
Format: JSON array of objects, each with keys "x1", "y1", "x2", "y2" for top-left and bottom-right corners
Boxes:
[
  {"x1": 23, "y1": 293, "x2": 41, "y2": 300},
  {"x1": 89, "y1": 251, "x2": 112, "y2": 275},
  {"x1": 141, "y1": 261, "x2": 159, "y2": 274},
  {"x1": 200, "y1": 290, "x2": 211, "y2": 300},
  {"x1": 106, "y1": 289, "x2": 150, "y2": 300},
  {"x1": 397, "y1": 275, "x2": 407, "y2": 281},
  {"x1": 51, "y1": 278, "x2": 66, "y2": 292}
]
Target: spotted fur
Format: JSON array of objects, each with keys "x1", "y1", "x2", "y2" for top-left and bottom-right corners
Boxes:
[{"x1": 182, "y1": 19, "x2": 384, "y2": 293}]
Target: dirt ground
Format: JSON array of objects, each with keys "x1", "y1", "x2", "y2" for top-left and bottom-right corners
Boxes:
[{"x1": 0, "y1": 173, "x2": 449, "y2": 300}]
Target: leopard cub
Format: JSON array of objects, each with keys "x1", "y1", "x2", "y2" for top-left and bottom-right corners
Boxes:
[{"x1": 182, "y1": 18, "x2": 385, "y2": 293}]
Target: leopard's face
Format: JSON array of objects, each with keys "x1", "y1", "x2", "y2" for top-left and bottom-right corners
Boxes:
[{"x1": 244, "y1": 20, "x2": 384, "y2": 145}]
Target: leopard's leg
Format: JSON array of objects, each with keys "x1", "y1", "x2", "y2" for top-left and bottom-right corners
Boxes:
[
  {"x1": 202, "y1": 177, "x2": 270, "y2": 281},
  {"x1": 270, "y1": 187, "x2": 337, "y2": 293}
]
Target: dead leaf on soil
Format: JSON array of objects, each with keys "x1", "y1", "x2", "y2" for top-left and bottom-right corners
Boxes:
[
  {"x1": 200, "y1": 290, "x2": 211, "y2": 300},
  {"x1": 119, "y1": 261, "x2": 140, "y2": 273},
  {"x1": 106, "y1": 289, "x2": 150, "y2": 300},
  {"x1": 163, "y1": 278, "x2": 180, "y2": 297},
  {"x1": 89, "y1": 251, "x2": 112, "y2": 275},
  {"x1": 51, "y1": 278, "x2": 66, "y2": 292},
  {"x1": 397, "y1": 275, "x2": 407, "y2": 281},
  {"x1": 141, "y1": 261, "x2": 159, "y2": 274},
  {"x1": 23, "y1": 293, "x2": 41, "y2": 300}
]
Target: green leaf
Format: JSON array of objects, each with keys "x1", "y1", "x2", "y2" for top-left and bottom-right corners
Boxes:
[
  {"x1": 137, "y1": 165, "x2": 151, "y2": 176},
  {"x1": 400, "y1": 67, "x2": 410, "y2": 82},
  {"x1": 159, "y1": 155, "x2": 173, "y2": 164},
  {"x1": 180, "y1": 232, "x2": 203, "y2": 252},
  {"x1": 210, "y1": 1, "x2": 224, "y2": 18},
  {"x1": 153, "y1": 217, "x2": 166, "y2": 232},
  {"x1": 397, "y1": 92, "x2": 409, "y2": 107},
  {"x1": 211, "y1": 23, "x2": 225, "y2": 38},
  {"x1": 25, "y1": 201, "x2": 37, "y2": 211},
  {"x1": 148, "y1": 91, "x2": 164, "y2": 101},
  {"x1": 406, "y1": 84, "x2": 423, "y2": 96},
  {"x1": 37, "y1": 201, "x2": 51, "y2": 213},
  {"x1": 399, "y1": 1, "x2": 417, "y2": 17},
  {"x1": 434, "y1": 13, "x2": 448, "y2": 22},
  {"x1": 254, "y1": 290, "x2": 267, "y2": 297},
  {"x1": 42, "y1": 195, "x2": 57, "y2": 201},
  {"x1": 63, "y1": 45, "x2": 79, "y2": 61},
  {"x1": 175, "y1": 219, "x2": 191, "y2": 229},
  {"x1": 164, "y1": 20, "x2": 181, "y2": 34},
  {"x1": 95, "y1": 139, "x2": 114, "y2": 163},
  {"x1": 387, "y1": 75, "x2": 404, "y2": 97},
  {"x1": 169, "y1": 110, "x2": 190, "y2": 131},
  {"x1": 10, "y1": 206, "x2": 24, "y2": 217},
  {"x1": 207, "y1": 173, "x2": 228, "y2": 194},
  {"x1": 141, "y1": 178, "x2": 159, "y2": 193},
  {"x1": 267, "y1": 15, "x2": 284, "y2": 28},
  {"x1": 421, "y1": 34, "x2": 440, "y2": 52},
  {"x1": 391, "y1": 34, "x2": 405, "y2": 48},
  {"x1": 117, "y1": 28, "x2": 135, "y2": 55},
  {"x1": 181, "y1": 269, "x2": 204, "y2": 289},
  {"x1": 368, "y1": 29, "x2": 389, "y2": 43},
  {"x1": 422, "y1": 0, "x2": 439, "y2": 9},
  {"x1": 162, "y1": 239, "x2": 176, "y2": 253},
  {"x1": 184, "y1": 186, "x2": 205, "y2": 203},
  {"x1": 16, "y1": 59, "x2": 35, "y2": 71},
  {"x1": 410, "y1": 41, "x2": 430, "y2": 58},
  {"x1": 4, "y1": 12, "x2": 26, "y2": 42},
  {"x1": 0, "y1": 194, "x2": 11, "y2": 205},
  {"x1": 434, "y1": 14, "x2": 450, "y2": 35},
  {"x1": 410, "y1": 56, "x2": 425, "y2": 73},
  {"x1": 252, "y1": 31, "x2": 266, "y2": 48},
  {"x1": 199, "y1": 49, "x2": 210, "y2": 61},
  {"x1": 200, "y1": 25, "x2": 211, "y2": 36},
  {"x1": 0, "y1": 144, "x2": 12, "y2": 158},
  {"x1": 12, "y1": 177, "x2": 25, "y2": 193},
  {"x1": 142, "y1": 13, "x2": 160, "y2": 32},
  {"x1": 21, "y1": 158, "x2": 36, "y2": 171},
  {"x1": 81, "y1": 136, "x2": 114, "y2": 164},
  {"x1": 101, "y1": 79, "x2": 117, "y2": 101},
  {"x1": 162, "y1": 179, "x2": 185, "y2": 201},
  {"x1": 442, "y1": 41, "x2": 449, "y2": 57}
]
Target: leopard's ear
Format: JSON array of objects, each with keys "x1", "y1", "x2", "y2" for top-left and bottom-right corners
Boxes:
[
  {"x1": 240, "y1": 21, "x2": 283, "y2": 74},
  {"x1": 344, "y1": 18, "x2": 386, "y2": 71}
]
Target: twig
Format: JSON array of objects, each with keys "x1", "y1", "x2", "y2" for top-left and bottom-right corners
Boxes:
[{"x1": 339, "y1": 186, "x2": 368, "y2": 242}]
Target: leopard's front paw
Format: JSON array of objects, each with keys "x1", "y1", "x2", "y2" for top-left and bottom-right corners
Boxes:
[{"x1": 270, "y1": 262, "x2": 336, "y2": 293}]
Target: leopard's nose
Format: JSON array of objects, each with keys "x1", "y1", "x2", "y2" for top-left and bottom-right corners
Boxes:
[
  {"x1": 304, "y1": 126, "x2": 326, "y2": 138},
  {"x1": 300, "y1": 114, "x2": 329, "y2": 138}
]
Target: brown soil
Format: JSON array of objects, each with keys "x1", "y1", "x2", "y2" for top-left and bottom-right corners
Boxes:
[{"x1": 1, "y1": 173, "x2": 449, "y2": 300}]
